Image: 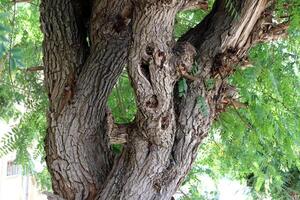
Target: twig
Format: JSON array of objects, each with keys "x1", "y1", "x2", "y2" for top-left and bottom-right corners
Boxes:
[
  {"x1": 25, "y1": 65, "x2": 44, "y2": 72},
  {"x1": 179, "y1": 189, "x2": 191, "y2": 200},
  {"x1": 13, "y1": 0, "x2": 38, "y2": 7},
  {"x1": 7, "y1": 3, "x2": 16, "y2": 89},
  {"x1": 232, "y1": 108, "x2": 253, "y2": 130}
]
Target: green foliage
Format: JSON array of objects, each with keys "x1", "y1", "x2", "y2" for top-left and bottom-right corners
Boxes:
[
  {"x1": 187, "y1": 30, "x2": 300, "y2": 200},
  {"x1": 173, "y1": 1, "x2": 300, "y2": 199},
  {"x1": 111, "y1": 144, "x2": 123, "y2": 155},
  {"x1": 34, "y1": 167, "x2": 52, "y2": 192},
  {"x1": 178, "y1": 78, "x2": 188, "y2": 97},
  {"x1": 0, "y1": 0, "x2": 49, "y2": 191},
  {"x1": 174, "y1": 5, "x2": 212, "y2": 39},
  {"x1": 0, "y1": 0, "x2": 299, "y2": 198},
  {"x1": 108, "y1": 72, "x2": 137, "y2": 124},
  {"x1": 180, "y1": 164, "x2": 219, "y2": 200},
  {"x1": 224, "y1": 0, "x2": 239, "y2": 19},
  {"x1": 197, "y1": 96, "x2": 209, "y2": 117}
]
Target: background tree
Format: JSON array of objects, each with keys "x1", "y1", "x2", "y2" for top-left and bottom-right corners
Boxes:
[{"x1": 0, "y1": 0, "x2": 299, "y2": 199}]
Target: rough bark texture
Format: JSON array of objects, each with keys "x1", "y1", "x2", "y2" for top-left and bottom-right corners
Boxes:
[
  {"x1": 41, "y1": 0, "x2": 130, "y2": 199},
  {"x1": 40, "y1": 0, "x2": 287, "y2": 199}
]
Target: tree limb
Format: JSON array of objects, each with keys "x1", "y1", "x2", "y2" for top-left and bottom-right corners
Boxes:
[
  {"x1": 40, "y1": 0, "x2": 89, "y2": 115},
  {"x1": 13, "y1": 0, "x2": 31, "y2": 3},
  {"x1": 41, "y1": 0, "x2": 131, "y2": 199},
  {"x1": 24, "y1": 65, "x2": 43, "y2": 72},
  {"x1": 165, "y1": 0, "x2": 281, "y2": 197}
]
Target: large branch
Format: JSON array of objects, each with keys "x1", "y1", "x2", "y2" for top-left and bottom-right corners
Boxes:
[
  {"x1": 158, "y1": 0, "x2": 286, "y2": 197},
  {"x1": 96, "y1": 2, "x2": 194, "y2": 199},
  {"x1": 175, "y1": 0, "x2": 276, "y2": 120},
  {"x1": 96, "y1": 1, "x2": 277, "y2": 199},
  {"x1": 40, "y1": 0, "x2": 89, "y2": 115},
  {"x1": 25, "y1": 65, "x2": 43, "y2": 72},
  {"x1": 42, "y1": 0, "x2": 133, "y2": 199},
  {"x1": 174, "y1": 0, "x2": 271, "y2": 156},
  {"x1": 126, "y1": 1, "x2": 185, "y2": 147},
  {"x1": 41, "y1": 0, "x2": 289, "y2": 199}
]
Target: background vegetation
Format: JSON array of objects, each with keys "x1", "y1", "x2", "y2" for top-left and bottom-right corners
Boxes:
[{"x1": 0, "y1": 0, "x2": 299, "y2": 199}]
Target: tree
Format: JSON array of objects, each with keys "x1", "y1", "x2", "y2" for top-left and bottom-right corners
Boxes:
[
  {"x1": 0, "y1": 0, "x2": 296, "y2": 199},
  {"x1": 39, "y1": 0, "x2": 292, "y2": 199}
]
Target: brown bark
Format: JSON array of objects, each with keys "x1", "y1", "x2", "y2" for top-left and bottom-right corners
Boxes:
[
  {"x1": 41, "y1": 0, "x2": 130, "y2": 199},
  {"x1": 40, "y1": 0, "x2": 285, "y2": 199}
]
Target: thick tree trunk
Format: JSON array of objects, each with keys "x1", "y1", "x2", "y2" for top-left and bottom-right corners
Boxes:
[
  {"x1": 41, "y1": 0, "x2": 130, "y2": 199},
  {"x1": 40, "y1": 0, "x2": 286, "y2": 199}
]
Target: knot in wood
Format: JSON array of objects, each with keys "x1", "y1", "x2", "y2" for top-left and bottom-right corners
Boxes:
[
  {"x1": 64, "y1": 85, "x2": 71, "y2": 91},
  {"x1": 145, "y1": 95, "x2": 159, "y2": 109},
  {"x1": 154, "y1": 50, "x2": 166, "y2": 67},
  {"x1": 173, "y1": 42, "x2": 196, "y2": 72}
]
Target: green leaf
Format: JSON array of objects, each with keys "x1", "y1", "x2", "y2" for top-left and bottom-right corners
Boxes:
[
  {"x1": 178, "y1": 78, "x2": 187, "y2": 97},
  {"x1": 205, "y1": 78, "x2": 215, "y2": 90},
  {"x1": 255, "y1": 176, "x2": 264, "y2": 191}
]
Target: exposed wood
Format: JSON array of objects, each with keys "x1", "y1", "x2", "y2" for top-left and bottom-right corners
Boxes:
[{"x1": 106, "y1": 108, "x2": 129, "y2": 144}]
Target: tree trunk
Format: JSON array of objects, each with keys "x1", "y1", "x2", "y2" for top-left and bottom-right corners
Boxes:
[{"x1": 40, "y1": 0, "x2": 286, "y2": 199}]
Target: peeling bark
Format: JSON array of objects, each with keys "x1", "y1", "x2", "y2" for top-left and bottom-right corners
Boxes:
[{"x1": 40, "y1": 0, "x2": 286, "y2": 199}]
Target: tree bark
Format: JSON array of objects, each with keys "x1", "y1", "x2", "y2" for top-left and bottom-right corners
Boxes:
[
  {"x1": 41, "y1": 0, "x2": 130, "y2": 199},
  {"x1": 40, "y1": 0, "x2": 285, "y2": 199}
]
